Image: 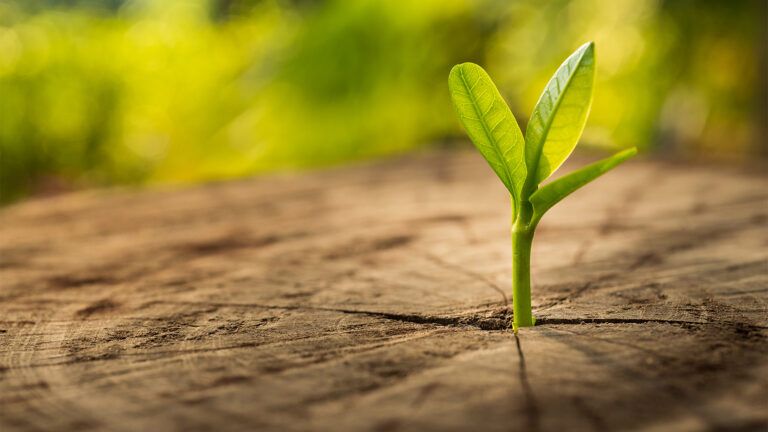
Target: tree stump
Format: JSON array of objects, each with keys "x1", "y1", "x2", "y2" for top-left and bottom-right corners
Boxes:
[{"x1": 1, "y1": 151, "x2": 766, "y2": 431}]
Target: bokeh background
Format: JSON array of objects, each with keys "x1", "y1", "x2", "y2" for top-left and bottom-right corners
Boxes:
[{"x1": 1, "y1": 0, "x2": 766, "y2": 204}]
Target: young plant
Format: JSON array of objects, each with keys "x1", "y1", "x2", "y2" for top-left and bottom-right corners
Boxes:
[{"x1": 448, "y1": 42, "x2": 636, "y2": 331}]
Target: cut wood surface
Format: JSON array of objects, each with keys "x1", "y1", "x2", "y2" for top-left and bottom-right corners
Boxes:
[{"x1": 1, "y1": 150, "x2": 767, "y2": 432}]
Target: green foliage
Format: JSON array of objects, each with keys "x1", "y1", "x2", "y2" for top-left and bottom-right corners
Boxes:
[
  {"x1": 0, "y1": 1, "x2": 764, "y2": 203},
  {"x1": 449, "y1": 43, "x2": 636, "y2": 330},
  {"x1": 530, "y1": 147, "x2": 636, "y2": 224},
  {"x1": 525, "y1": 42, "x2": 595, "y2": 187},
  {"x1": 448, "y1": 63, "x2": 526, "y2": 208},
  {"x1": 0, "y1": 0, "x2": 481, "y2": 203}
]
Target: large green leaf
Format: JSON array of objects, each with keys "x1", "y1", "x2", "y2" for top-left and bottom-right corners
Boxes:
[
  {"x1": 525, "y1": 42, "x2": 596, "y2": 187},
  {"x1": 449, "y1": 63, "x2": 526, "y2": 204},
  {"x1": 530, "y1": 147, "x2": 637, "y2": 224}
]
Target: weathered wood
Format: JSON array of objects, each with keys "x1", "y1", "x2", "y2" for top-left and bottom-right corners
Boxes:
[{"x1": 1, "y1": 150, "x2": 766, "y2": 432}]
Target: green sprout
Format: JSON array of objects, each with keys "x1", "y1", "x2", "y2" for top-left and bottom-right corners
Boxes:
[{"x1": 448, "y1": 42, "x2": 637, "y2": 331}]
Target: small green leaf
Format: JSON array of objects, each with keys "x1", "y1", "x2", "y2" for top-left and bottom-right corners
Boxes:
[
  {"x1": 525, "y1": 42, "x2": 596, "y2": 188},
  {"x1": 449, "y1": 63, "x2": 526, "y2": 205},
  {"x1": 530, "y1": 147, "x2": 637, "y2": 224}
]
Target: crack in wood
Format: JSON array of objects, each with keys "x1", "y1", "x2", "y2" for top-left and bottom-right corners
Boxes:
[
  {"x1": 514, "y1": 333, "x2": 541, "y2": 432},
  {"x1": 141, "y1": 301, "x2": 768, "y2": 332},
  {"x1": 535, "y1": 317, "x2": 768, "y2": 330}
]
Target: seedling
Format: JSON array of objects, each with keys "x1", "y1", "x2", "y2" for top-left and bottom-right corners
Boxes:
[{"x1": 448, "y1": 42, "x2": 636, "y2": 331}]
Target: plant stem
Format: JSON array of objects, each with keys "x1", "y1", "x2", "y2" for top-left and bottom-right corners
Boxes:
[{"x1": 511, "y1": 201, "x2": 535, "y2": 331}]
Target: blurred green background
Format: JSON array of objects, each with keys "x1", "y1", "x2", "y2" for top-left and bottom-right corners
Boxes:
[{"x1": 1, "y1": 0, "x2": 766, "y2": 203}]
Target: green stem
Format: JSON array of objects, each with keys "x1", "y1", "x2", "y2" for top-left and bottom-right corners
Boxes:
[{"x1": 511, "y1": 202, "x2": 535, "y2": 331}]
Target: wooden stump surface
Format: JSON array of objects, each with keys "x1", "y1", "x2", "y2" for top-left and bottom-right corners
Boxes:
[{"x1": 1, "y1": 150, "x2": 767, "y2": 432}]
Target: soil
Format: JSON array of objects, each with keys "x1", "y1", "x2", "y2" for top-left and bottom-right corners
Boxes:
[{"x1": 1, "y1": 150, "x2": 766, "y2": 431}]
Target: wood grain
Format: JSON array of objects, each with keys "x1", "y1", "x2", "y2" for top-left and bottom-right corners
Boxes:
[{"x1": 1, "y1": 150, "x2": 766, "y2": 432}]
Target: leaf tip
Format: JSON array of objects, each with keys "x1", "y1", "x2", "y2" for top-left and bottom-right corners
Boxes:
[
  {"x1": 575, "y1": 41, "x2": 595, "y2": 62},
  {"x1": 450, "y1": 62, "x2": 481, "y2": 77},
  {"x1": 449, "y1": 62, "x2": 474, "y2": 88},
  {"x1": 620, "y1": 146, "x2": 638, "y2": 159}
]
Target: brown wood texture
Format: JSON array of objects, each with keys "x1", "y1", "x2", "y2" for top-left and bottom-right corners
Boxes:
[{"x1": 1, "y1": 151, "x2": 767, "y2": 432}]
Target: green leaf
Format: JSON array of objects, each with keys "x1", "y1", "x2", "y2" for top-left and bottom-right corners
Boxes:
[
  {"x1": 525, "y1": 42, "x2": 596, "y2": 187},
  {"x1": 449, "y1": 63, "x2": 526, "y2": 204},
  {"x1": 530, "y1": 147, "x2": 637, "y2": 224}
]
